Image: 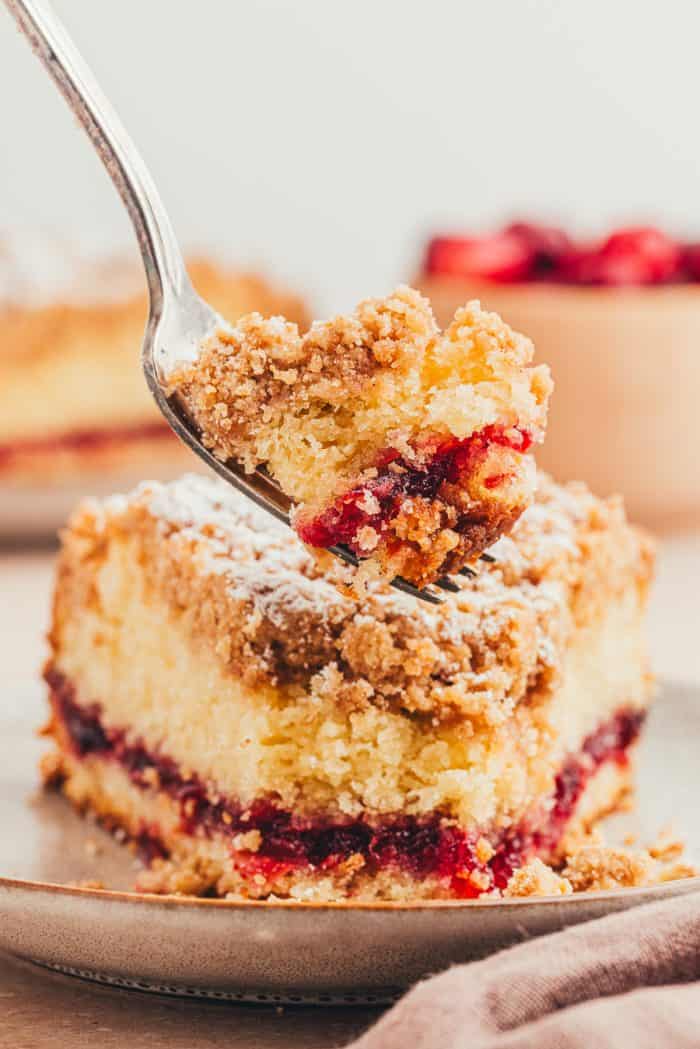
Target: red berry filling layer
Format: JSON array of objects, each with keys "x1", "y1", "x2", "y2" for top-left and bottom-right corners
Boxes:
[
  {"x1": 0, "y1": 420, "x2": 172, "y2": 471},
  {"x1": 295, "y1": 425, "x2": 533, "y2": 554},
  {"x1": 425, "y1": 223, "x2": 700, "y2": 287},
  {"x1": 46, "y1": 668, "x2": 644, "y2": 897}
]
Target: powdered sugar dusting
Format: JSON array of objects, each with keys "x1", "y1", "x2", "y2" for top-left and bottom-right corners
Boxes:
[
  {"x1": 118, "y1": 470, "x2": 642, "y2": 648},
  {"x1": 73, "y1": 469, "x2": 652, "y2": 722},
  {"x1": 135, "y1": 474, "x2": 346, "y2": 619}
]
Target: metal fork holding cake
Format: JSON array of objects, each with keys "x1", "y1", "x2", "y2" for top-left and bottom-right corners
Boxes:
[{"x1": 6, "y1": 0, "x2": 551, "y2": 600}]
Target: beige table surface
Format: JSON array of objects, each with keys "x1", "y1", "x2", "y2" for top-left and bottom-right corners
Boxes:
[{"x1": 0, "y1": 539, "x2": 698, "y2": 1047}]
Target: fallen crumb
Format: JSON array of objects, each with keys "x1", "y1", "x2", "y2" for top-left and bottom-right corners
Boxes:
[
  {"x1": 84, "y1": 838, "x2": 102, "y2": 858},
  {"x1": 38, "y1": 749, "x2": 64, "y2": 788},
  {"x1": 562, "y1": 846, "x2": 657, "y2": 892},
  {"x1": 648, "y1": 826, "x2": 686, "y2": 863},
  {"x1": 657, "y1": 863, "x2": 698, "y2": 883},
  {"x1": 505, "y1": 858, "x2": 573, "y2": 898},
  {"x1": 136, "y1": 854, "x2": 224, "y2": 896},
  {"x1": 508, "y1": 825, "x2": 698, "y2": 898},
  {"x1": 618, "y1": 792, "x2": 635, "y2": 813},
  {"x1": 557, "y1": 823, "x2": 604, "y2": 857}
]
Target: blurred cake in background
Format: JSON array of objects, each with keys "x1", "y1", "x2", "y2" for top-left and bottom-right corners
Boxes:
[
  {"x1": 0, "y1": 232, "x2": 309, "y2": 538},
  {"x1": 417, "y1": 222, "x2": 700, "y2": 531}
]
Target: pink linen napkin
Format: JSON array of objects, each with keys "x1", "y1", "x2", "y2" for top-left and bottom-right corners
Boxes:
[{"x1": 347, "y1": 892, "x2": 700, "y2": 1049}]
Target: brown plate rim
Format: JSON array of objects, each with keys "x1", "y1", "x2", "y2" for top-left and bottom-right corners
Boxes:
[{"x1": 2, "y1": 871, "x2": 699, "y2": 912}]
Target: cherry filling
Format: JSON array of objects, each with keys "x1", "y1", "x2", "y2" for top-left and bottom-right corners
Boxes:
[
  {"x1": 46, "y1": 669, "x2": 645, "y2": 897},
  {"x1": 295, "y1": 425, "x2": 533, "y2": 553},
  {"x1": 0, "y1": 421, "x2": 172, "y2": 470}
]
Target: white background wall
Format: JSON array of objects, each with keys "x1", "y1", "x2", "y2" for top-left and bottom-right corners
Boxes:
[{"x1": 1, "y1": 0, "x2": 698, "y2": 312}]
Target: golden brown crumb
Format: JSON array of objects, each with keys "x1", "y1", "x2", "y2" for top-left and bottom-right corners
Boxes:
[
  {"x1": 561, "y1": 833, "x2": 699, "y2": 893},
  {"x1": 657, "y1": 863, "x2": 698, "y2": 883},
  {"x1": 39, "y1": 748, "x2": 65, "y2": 788},
  {"x1": 617, "y1": 790, "x2": 635, "y2": 813},
  {"x1": 648, "y1": 826, "x2": 686, "y2": 862},
  {"x1": 505, "y1": 837, "x2": 698, "y2": 898},
  {"x1": 504, "y1": 858, "x2": 573, "y2": 897},
  {"x1": 561, "y1": 846, "x2": 657, "y2": 891},
  {"x1": 136, "y1": 854, "x2": 224, "y2": 897}
]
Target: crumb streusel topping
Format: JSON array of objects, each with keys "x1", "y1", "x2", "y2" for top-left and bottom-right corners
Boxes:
[
  {"x1": 168, "y1": 285, "x2": 551, "y2": 507},
  {"x1": 166, "y1": 286, "x2": 551, "y2": 587},
  {"x1": 63, "y1": 471, "x2": 653, "y2": 727}
]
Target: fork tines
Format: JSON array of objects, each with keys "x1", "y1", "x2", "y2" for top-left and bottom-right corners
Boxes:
[
  {"x1": 326, "y1": 542, "x2": 499, "y2": 606},
  {"x1": 389, "y1": 576, "x2": 446, "y2": 605},
  {"x1": 435, "y1": 576, "x2": 461, "y2": 593}
]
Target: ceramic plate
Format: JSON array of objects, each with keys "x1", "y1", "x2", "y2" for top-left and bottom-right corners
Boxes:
[{"x1": 0, "y1": 679, "x2": 698, "y2": 1004}]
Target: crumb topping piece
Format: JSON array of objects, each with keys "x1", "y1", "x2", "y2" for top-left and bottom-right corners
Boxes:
[
  {"x1": 504, "y1": 858, "x2": 573, "y2": 897},
  {"x1": 505, "y1": 836, "x2": 698, "y2": 899}
]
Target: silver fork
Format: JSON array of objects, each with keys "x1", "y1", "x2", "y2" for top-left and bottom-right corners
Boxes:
[{"x1": 6, "y1": 0, "x2": 476, "y2": 604}]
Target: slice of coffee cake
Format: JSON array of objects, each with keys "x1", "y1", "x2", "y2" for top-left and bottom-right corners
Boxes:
[
  {"x1": 169, "y1": 286, "x2": 552, "y2": 588},
  {"x1": 43, "y1": 472, "x2": 654, "y2": 901}
]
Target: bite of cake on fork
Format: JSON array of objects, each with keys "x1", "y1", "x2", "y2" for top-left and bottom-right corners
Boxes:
[{"x1": 169, "y1": 285, "x2": 552, "y2": 589}]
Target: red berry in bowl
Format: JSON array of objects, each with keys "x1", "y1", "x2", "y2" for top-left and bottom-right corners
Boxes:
[
  {"x1": 424, "y1": 232, "x2": 534, "y2": 282},
  {"x1": 504, "y1": 222, "x2": 572, "y2": 276},
  {"x1": 555, "y1": 245, "x2": 601, "y2": 284},
  {"x1": 597, "y1": 227, "x2": 681, "y2": 285},
  {"x1": 558, "y1": 227, "x2": 680, "y2": 286},
  {"x1": 680, "y1": 243, "x2": 700, "y2": 281}
]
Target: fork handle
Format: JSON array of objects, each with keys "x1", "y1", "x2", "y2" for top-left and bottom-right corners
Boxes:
[{"x1": 4, "y1": 0, "x2": 189, "y2": 318}]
